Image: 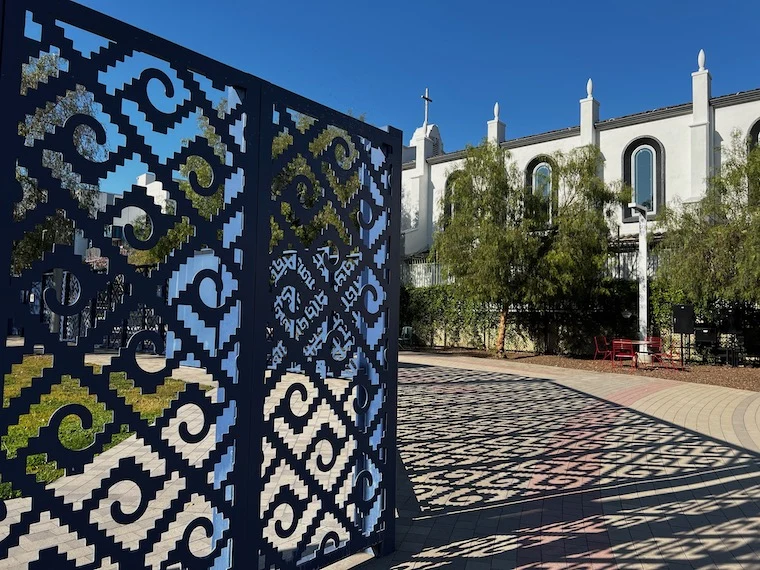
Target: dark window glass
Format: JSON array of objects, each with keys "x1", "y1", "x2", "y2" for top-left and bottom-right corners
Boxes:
[{"x1": 634, "y1": 147, "x2": 654, "y2": 211}]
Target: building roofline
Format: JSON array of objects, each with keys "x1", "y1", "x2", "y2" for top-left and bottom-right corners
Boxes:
[
  {"x1": 712, "y1": 87, "x2": 760, "y2": 108},
  {"x1": 595, "y1": 103, "x2": 692, "y2": 130},
  {"x1": 420, "y1": 87, "x2": 760, "y2": 167},
  {"x1": 427, "y1": 126, "x2": 582, "y2": 165},
  {"x1": 427, "y1": 149, "x2": 467, "y2": 165},
  {"x1": 501, "y1": 126, "x2": 581, "y2": 148}
]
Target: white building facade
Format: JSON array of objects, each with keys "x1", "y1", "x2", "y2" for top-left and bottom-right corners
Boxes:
[{"x1": 401, "y1": 51, "x2": 760, "y2": 264}]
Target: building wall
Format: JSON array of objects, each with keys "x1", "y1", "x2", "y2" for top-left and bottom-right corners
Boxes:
[
  {"x1": 101, "y1": 172, "x2": 174, "y2": 237},
  {"x1": 402, "y1": 124, "x2": 443, "y2": 257},
  {"x1": 713, "y1": 99, "x2": 760, "y2": 172},
  {"x1": 428, "y1": 157, "x2": 464, "y2": 231},
  {"x1": 402, "y1": 54, "x2": 760, "y2": 258},
  {"x1": 598, "y1": 113, "x2": 693, "y2": 235},
  {"x1": 507, "y1": 136, "x2": 584, "y2": 176}
]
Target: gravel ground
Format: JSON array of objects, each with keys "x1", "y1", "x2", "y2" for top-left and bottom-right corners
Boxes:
[{"x1": 409, "y1": 348, "x2": 760, "y2": 392}]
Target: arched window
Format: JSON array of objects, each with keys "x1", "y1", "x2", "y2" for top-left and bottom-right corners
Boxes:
[
  {"x1": 623, "y1": 137, "x2": 665, "y2": 222},
  {"x1": 533, "y1": 163, "x2": 552, "y2": 198},
  {"x1": 441, "y1": 170, "x2": 462, "y2": 230},
  {"x1": 533, "y1": 162, "x2": 553, "y2": 222},
  {"x1": 633, "y1": 146, "x2": 655, "y2": 211},
  {"x1": 749, "y1": 121, "x2": 760, "y2": 206},
  {"x1": 750, "y1": 119, "x2": 760, "y2": 150},
  {"x1": 526, "y1": 156, "x2": 558, "y2": 225}
]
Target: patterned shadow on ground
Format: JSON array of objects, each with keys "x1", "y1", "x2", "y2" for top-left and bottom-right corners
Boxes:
[{"x1": 363, "y1": 364, "x2": 760, "y2": 569}]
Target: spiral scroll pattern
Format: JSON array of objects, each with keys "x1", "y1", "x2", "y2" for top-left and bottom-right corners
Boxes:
[{"x1": 0, "y1": 2, "x2": 400, "y2": 569}]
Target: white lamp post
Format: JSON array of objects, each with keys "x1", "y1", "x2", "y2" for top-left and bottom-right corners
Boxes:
[{"x1": 629, "y1": 202, "x2": 648, "y2": 357}]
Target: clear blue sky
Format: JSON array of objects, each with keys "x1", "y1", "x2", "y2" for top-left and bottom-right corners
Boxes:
[{"x1": 77, "y1": 0, "x2": 760, "y2": 153}]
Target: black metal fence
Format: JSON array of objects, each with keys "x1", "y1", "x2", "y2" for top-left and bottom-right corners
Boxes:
[
  {"x1": 16, "y1": 270, "x2": 166, "y2": 349},
  {"x1": 0, "y1": 1, "x2": 401, "y2": 568}
]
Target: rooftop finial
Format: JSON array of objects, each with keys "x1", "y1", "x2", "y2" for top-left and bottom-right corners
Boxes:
[
  {"x1": 587, "y1": 78, "x2": 593, "y2": 99},
  {"x1": 421, "y1": 87, "x2": 432, "y2": 128},
  {"x1": 698, "y1": 49, "x2": 706, "y2": 72},
  {"x1": 494, "y1": 101, "x2": 499, "y2": 121}
]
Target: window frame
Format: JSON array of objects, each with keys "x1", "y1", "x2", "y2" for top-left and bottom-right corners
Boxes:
[
  {"x1": 749, "y1": 120, "x2": 760, "y2": 207},
  {"x1": 622, "y1": 137, "x2": 665, "y2": 223},
  {"x1": 525, "y1": 155, "x2": 559, "y2": 225},
  {"x1": 532, "y1": 161, "x2": 554, "y2": 223},
  {"x1": 749, "y1": 119, "x2": 760, "y2": 150},
  {"x1": 440, "y1": 170, "x2": 462, "y2": 231},
  {"x1": 632, "y1": 144, "x2": 657, "y2": 215}
]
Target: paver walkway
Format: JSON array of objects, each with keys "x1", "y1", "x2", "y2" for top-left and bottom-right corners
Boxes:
[
  {"x1": 2, "y1": 351, "x2": 760, "y2": 568},
  {"x1": 361, "y1": 353, "x2": 760, "y2": 569}
]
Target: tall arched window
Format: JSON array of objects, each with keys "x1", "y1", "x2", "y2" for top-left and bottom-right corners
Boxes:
[
  {"x1": 441, "y1": 170, "x2": 462, "y2": 230},
  {"x1": 749, "y1": 121, "x2": 760, "y2": 206},
  {"x1": 750, "y1": 119, "x2": 760, "y2": 150},
  {"x1": 533, "y1": 162, "x2": 553, "y2": 222},
  {"x1": 623, "y1": 137, "x2": 665, "y2": 222},
  {"x1": 633, "y1": 146, "x2": 655, "y2": 211},
  {"x1": 533, "y1": 163, "x2": 552, "y2": 198},
  {"x1": 526, "y1": 156, "x2": 558, "y2": 225}
]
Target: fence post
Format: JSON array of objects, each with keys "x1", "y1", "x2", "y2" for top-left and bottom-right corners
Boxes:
[
  {"x1": 120, "y1": 318, "x2": 128, "y2": 348},
  {"x1": 228, "y1": 77, "x2": 268, "y2": 570},
  {"x1": 0, "y1": 0, "x2": 11, "y2": 362},
  {"x1": 90, "y1": 296, "x2": 96, "y2": 336}
]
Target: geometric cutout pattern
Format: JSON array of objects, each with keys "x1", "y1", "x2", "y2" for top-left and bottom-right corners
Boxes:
[
  {"x1": 262, "y1": 94, "x2": 400, "y2": 567},
  {"x1": 0, "y1": 1, "x2": 401, "y2": 569}
]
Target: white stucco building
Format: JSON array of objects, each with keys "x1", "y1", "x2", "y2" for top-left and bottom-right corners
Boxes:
[
  {"x1": 401, "y1": 50, "x2": 760, "y2": 268},
  {"x1": 91, "y1": 172, "x2": 173, "y2": 247},
  {"x1": 110, "y1": 172, "x2": 172, "y2": 230}
]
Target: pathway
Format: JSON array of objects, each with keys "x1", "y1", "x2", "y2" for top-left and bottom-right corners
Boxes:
[
  {"x1": 2, "y1": 351, "x2": 759, "y2": 568},
  {"x1": 362, "y1": 353, "x2": 760, "y2": 569}
]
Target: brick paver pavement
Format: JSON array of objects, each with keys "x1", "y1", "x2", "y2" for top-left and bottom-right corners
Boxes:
[
  {"x1": 3, "y1": 350, "x2": 760, "y2": 568},
  {"x1": 358, "y1": 354, "x2": 760, "y2": 569},
  {"x1": 0, "y1": 365, "x2": 355, "y2": 570}
]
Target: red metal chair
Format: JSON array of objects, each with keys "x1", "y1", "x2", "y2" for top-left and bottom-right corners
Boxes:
[
  {"x1": 594, "y1": 336, "x2": 612, "y2": 361},
  {"x1": 646, "y1": 336, "x2": 663, "y2": 353},
  {"x1": 644, "y1": 336, "x2": 662, "y2": 368},
  {"x1": 652, "y1": 337, "x2": 683, "y2": 370},
  {"x1": 612, "y1": 339, "x2": 638, "y2": 371}
]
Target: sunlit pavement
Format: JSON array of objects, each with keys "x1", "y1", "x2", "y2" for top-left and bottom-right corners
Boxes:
[
  {"x1": 3, "y1": 349, "x2": 759, "y2": 569},
  {"x1": 360, "y1": 353, "x2": 760, "y2": 569}
]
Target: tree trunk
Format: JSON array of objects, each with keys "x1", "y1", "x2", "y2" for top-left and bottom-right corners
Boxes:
[{"x1": 496, "y1": 306, "x2": 508, "y2": 356}]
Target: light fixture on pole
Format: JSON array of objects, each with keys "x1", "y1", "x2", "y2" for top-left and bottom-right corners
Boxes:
[{"x1": 628, "y1": 202, "x2": 648, "y2": 357}]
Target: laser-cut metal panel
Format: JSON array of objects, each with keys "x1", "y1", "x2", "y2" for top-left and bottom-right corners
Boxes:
[
  {"x1": 257, "y1": 87, "x2": 401, "y2": 568},
  {"x1": 0, "y1": 1, "x2": 257, "y2": 568},
  {"x1": 0, "y1": 1, "x2": 401, "y2": 569}
]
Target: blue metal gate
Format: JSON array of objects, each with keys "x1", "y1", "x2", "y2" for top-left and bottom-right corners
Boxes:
[{"x1": 0, "y1": 1, "x2": 400, "y2": 568}]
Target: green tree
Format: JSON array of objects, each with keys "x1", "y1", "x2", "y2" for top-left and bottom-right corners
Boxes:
[
  {"x1": 434, "y1": 141, "x2": 624, "y2": 355},
  {"x1": 127, "y1": 104, "x2": 227, "y2": 266},
  {"x1": 655, "y1": 129, "x2": 760, "y2": 314},
  {"x1": 523, "y1": 146, "x2": 625, "y2": 353},
  {"x1": 527, "y1": 146, "x2": 623, "y2": 307},
  {"x1": 13, "y1": 53, "x2": 102, "y2": 274},
  {"x1": 433, "y1": 141, "x2": 542, "y2": 354}
]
